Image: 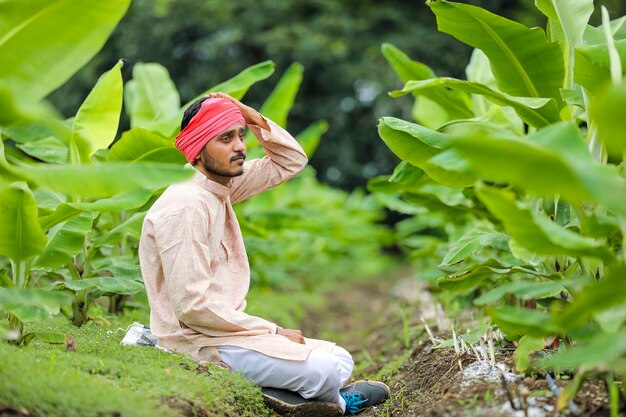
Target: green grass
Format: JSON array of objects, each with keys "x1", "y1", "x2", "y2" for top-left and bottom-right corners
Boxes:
[{"x1": 0, "y1": 315, "x2": 271, "y2": 417}]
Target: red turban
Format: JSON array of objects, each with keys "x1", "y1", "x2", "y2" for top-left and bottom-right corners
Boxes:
[{"x1": 175, "y1": 98, "x2": 246, "y2": 163}]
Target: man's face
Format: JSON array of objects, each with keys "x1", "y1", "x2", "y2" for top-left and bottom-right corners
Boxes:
[{"x1": 197, "y1": 123, "x2": 247, "y2": 178}]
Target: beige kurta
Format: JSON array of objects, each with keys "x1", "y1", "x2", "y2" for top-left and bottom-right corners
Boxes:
[{"x1": 139, "y1": 118, "x2": 334, "y2": 364}]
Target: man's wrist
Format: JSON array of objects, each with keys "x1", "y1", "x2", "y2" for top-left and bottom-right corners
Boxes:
[{"x1": 248, "y1": 113, "x2": 270, "y2": 131}]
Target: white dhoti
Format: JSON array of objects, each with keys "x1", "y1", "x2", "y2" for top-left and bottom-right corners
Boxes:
[{"x1": 218, "y1": 345, "x2": 354, "y2": 412}]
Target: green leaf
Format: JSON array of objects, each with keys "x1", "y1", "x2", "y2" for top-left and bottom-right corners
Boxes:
[
  {"x1": 475, "y1": 280, "x2": 569, "y2": 306},
  {"x1": 575, "y1": 40, "x2": 626, "y2": 91},
  {"x1": 381, "y1": 43, "x2": 473, "y2": 121},
  {"x1": 601, "y1": 6, "x2": 623, "y2": 85},
  {"x1": 475, "y1": 184, "x2": 614, "y2": 262},
  {"x1": 393, "y1": 77, "x2": 560, "y2": 128},
  {"x1": 427, "y1": 0, "x2": 565, "y2": 102},
  {"x1": 58, "y1": 277, "x2": 144, "y2": 296},
  {"x1": 295, "y1": 120, "x2": 328, "y2": 158},
  {"x1": 259, "y1": 63, "x2": 303, "y2": 128},
  {"x1": 594, "y1": 302, "x2": 626, "y2": 333},
  {"x1": 540, "y1": 331, "x2": 626, "y2": 372},
  {"x1": 186, "y1": 61, "x2": 275, "y2": 106},
  {"x1": 2, "y1": 118, "x2": 72, "y2": 145},
  {"x1": 0, "y1": 270, "x2": 12, "y2": 288},
  {"x1": 124, "y1": 63, "x2": 181, "y2": 135},
  {"x1": 489, "y1": 305, "x2": 564, "y2": 337},
  {"x1": 70, "y1": 60, "x2": 124, "y2": 162},
  {"x1": 535, "y1": 0, "x2": 594, "y2": 88},
  {"x1": 451, "y1": 122, "x2": 626, "y2": 218},
  {"x1": 0, "y1": 0, "x2": 131, "y2": 101},
  {"x1": 377, "y1": 117, "x2": 475, "y2": 187},
  {"x1": 15, "y1": 162, "x2": 196, "y2": 198},
  {"x1": 0, "y1": 84, "x2": 55, "y2": 125},
  {"x1": 69, "y1": 190, "x2": 154, "y2": 212},
  {"x1": 514, "y1": 335, "x2": 545, "y2": 372},
  {"x1": 16, "y1": 136, "x2": 68, "y2": 164},
  {"x1": 0, "y1": 139, "x2": 24, "y2": 184},
  {"x1": 554, "y1": 265, "x2": 626, "y2": 330},
  {"x1": 584, "y1": 16, "x2": 626, "y2": 45},
  {"x1": 373, "y1": 194, "x2": 425, "y2": 215},
  {"x1": 33, "y1": 212, "x2": 94, "y2": 270},
  {"x1": 590, "y1": 83, "x2": 626, "y2": 157},
  {"x1": 389, "y1": 161, "x2": 424, "y2": 185},
  {"x1": 410, "y1": 183, "x2": 474, "y2": 209},
  {"x1": 0, "y1": 182, "x2": 47, "y2": 262},
  {"x1": 367, "y1": 162, "x2": 425, "y2": 195},
  {"x1": 441, "y1": 224, "x2": 509, "y2": 266},
  {"x1": 34, "y1": 331, "x2": 67, "y2": 344},
  {"x1": 0, "y1": 287, "x2": 72, "y2": 321},
  {"x1": 92, "y1": 212, "x2": 145, "y2": 246},
  {"x1": 437, "y1": 264, "x2": 499, "y2": 292},
  {"x1": 99, "y1": 265, "x2": 143, "y2": 282},
  {"x1": 108, "y1": 128, "x2": 186, "y2": 164}
]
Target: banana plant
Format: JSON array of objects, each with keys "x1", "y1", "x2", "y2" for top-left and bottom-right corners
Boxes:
[{"x1": 372, "y1": 0, "x2": 626, "y2": 409}]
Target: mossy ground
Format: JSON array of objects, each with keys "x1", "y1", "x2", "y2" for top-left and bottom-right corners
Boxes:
[{"x1": 0, "y1": 313, "x2": 271, "y2": 417}]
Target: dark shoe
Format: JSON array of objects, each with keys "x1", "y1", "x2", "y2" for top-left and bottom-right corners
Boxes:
[
  {"x1": 262, "y1": 387, "x2": 343, "y2": 417},
  {"x1": 340, "y1": 380, "x2": 390, "y2": 415}
]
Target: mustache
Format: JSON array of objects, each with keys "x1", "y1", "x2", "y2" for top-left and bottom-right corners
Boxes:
[{"x1": 230, "y1": 152, "x2": 246, "y2": 162}]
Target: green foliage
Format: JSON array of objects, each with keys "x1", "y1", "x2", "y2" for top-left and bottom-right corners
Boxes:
[
  {"x1": 0, "y1": 182, "x2": 47, "y2": 265},
  {"x1": 428, "y1": 0, "x2": 565, "y2": 101},
  {"x1": 0, "y1": 0, "x2": 131, "y2": 103},
  {"x1": 372, "y1": 0, "x2": 626, "y2": 406}
]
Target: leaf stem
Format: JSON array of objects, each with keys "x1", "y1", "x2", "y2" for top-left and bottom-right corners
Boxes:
[{"x1": 11, "y1": 260, "x2": 26, "y2": 289}]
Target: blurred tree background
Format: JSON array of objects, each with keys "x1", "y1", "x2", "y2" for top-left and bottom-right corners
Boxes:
[{"x1": 48, "y1": 0, "x2": 626, "y2": 189}]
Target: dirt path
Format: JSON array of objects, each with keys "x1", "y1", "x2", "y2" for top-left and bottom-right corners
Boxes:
[{"x1": 301, "y1": 265, "x2": 614, "y2": 417}]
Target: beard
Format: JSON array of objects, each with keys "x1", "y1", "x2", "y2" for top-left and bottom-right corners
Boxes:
[{"x1": 200, "y1": 148, "x2": 245, "y2": 178}]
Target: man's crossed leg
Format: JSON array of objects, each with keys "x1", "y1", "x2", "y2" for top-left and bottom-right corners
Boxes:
[{"x1": 219, "y1": 345, "x2": 389, "y2": 415}]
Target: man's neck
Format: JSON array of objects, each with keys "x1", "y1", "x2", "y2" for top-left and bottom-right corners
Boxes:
[{"x1": 195, "y1": 165, "x2": 230, "y2": 186}]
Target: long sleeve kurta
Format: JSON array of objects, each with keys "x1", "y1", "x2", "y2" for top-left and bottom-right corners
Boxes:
[{"x1": 139, "y1": 118, "x2": 334, "y2": 364}]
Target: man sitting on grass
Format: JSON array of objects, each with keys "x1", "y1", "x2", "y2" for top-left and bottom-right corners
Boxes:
[{"x1": 138, "y1": 92, "x2": 389, "y2": 415}]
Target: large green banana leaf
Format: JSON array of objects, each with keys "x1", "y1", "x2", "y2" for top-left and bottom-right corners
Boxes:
[
  {"x1": 535, "y1": 0, "x2": 594, "y2": 87},
  {"x1": 108, "y1": 128, "x2": 186, "y2": 164},
  {"x1": 554, "y1": 265, "x2": 626, "y2": 329},
  {"x1": 489, "y1": 306, "x2": 565, "y2": 337},
  {"x1": 185, "y1": 61, "x2": 276, "y2": 107},
  {"x1": 450, "y1": 122, "x2": 626, "y2": 217},
  {"x1": 15, "y1": 162, "x2": 196, "y2": 198},
  {"x1": 38, "y1": 190, "x2": 153, "y2": 231},
  {"x1": 0, "y1": 182, "x2": 47, "y2": 263},
  {"x1": 92, "y1": 212, "x2": 146, "y2": 246},
  {"x1": 124, "y1": 63, "x2": 182, "y2": 138},
  {"x1": 259, "y1": 63, "x2": 303, "y2": 128},
  {"x1": 392, "y1": 77, "x2": 560, "y2": 127},
  {"x1": 70, "y1": 61, "x2": 124, "y2": 163},
  {"x1": 590, "y1": 82, "x2": 626, "y2": 156},
  {"x1": 0, "y1": 0, "x2": 130, "y2": 101},
  {"x1": 427, "y1": 0, "x2": 564, "y2": 103},
  {"x1": 33, "y1": 212, "x2": 94, "y2": 270},
  {"x1": 475, "y1": 184, "x2": 614, "y2": 262},
  {"x1": 125, "y1": 63, "x2": 180, "y2": 127},
  {"x1": 381, "y1": 43, "x2": 473, "y2": 122},
  {"x1": 295, "y1": 120, "x2": 328, "y2": 158},
  {"x1": 575, "y1": 39, "x2": 626, "y2": 91},
  {"x1": 0, "y1": 287, "x2": 72, "y2": 322},
  {"x1": 377, "y1": 117, "x2": 475, "y2": 187}
]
